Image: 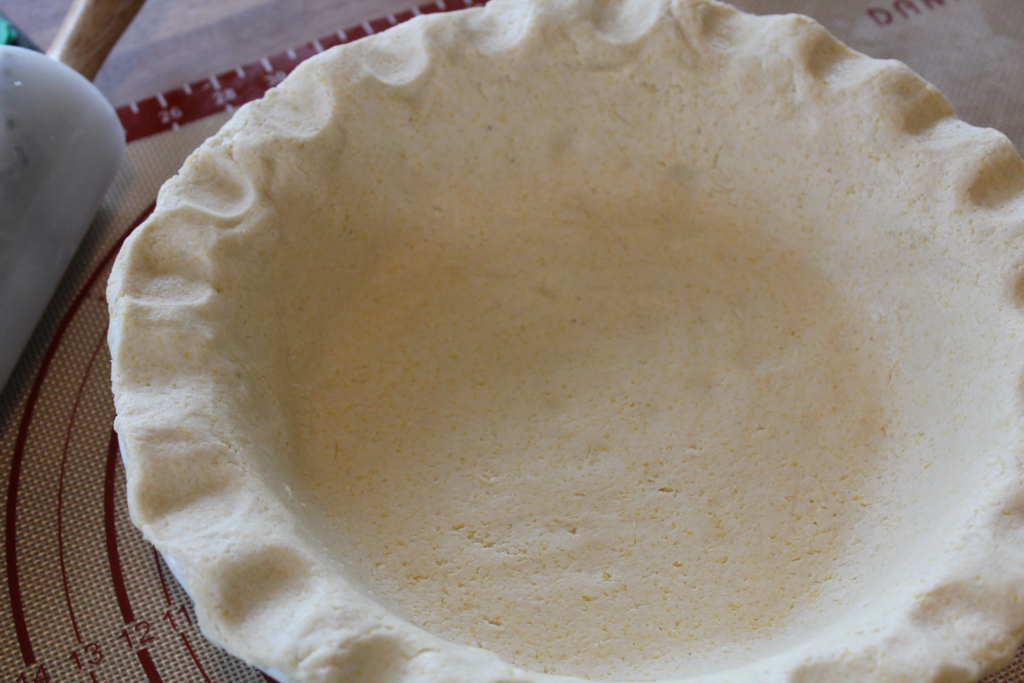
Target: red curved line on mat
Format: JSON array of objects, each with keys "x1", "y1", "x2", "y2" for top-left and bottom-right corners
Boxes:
[
  {"x1": 157, "y1": 550, "x2": 221, "y2": 683},
  {"x1": 105, "y1": 428, "x2": 134, "y2": 625},
  {"x1": 153, "y1": 547, "x2": 172, "y2": 607},
  {"x1": 137, "y1": 648, "x2": 165, "y2": 682},
  {"x1": 181, "y1": 632, "x2": 214, "y2": 683},
  {"x1": 57, "y1": 333, "x2": 107, "y2": 644},
  {"x1": 5, "y1": 203, "x2": 155, "y2": 666},
  {"x1": 260, "y1": 672, "x2": 282, "y2": 683}
]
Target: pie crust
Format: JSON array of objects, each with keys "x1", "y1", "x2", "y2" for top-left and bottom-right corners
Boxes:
[{"x1": 107, "y1": 0, "x2": 1024, "y2": 681}]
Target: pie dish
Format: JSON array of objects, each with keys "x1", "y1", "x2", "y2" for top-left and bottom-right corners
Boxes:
[{"x1": 106, "y1": 0, "x2": 1024, "y2": 681}]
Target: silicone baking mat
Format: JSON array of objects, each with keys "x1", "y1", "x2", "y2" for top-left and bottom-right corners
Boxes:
[{"x1": 3, "y1": 0, "x2": 1024, "y2": 681}]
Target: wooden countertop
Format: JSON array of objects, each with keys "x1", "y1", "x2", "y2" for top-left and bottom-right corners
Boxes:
[{"x1": 3, "y1": 0, "x2": 419, "y2": 107}]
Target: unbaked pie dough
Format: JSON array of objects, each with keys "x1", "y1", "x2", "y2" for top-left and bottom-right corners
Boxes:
[{"x1": 107, "y1": 0, "x2": 1024, "y2": 681}]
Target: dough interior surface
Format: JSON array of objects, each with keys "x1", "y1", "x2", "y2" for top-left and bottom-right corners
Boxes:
[
  {"x1": 286, "y1": 191, "x2": 889, "y2": 679},
  {"x1": 253, "y1": 11, "x2": 910, "y2": 677}
]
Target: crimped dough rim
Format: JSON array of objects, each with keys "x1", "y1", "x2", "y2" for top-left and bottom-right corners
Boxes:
[{"x1": 107, "y1": 0, "x2": 1024, "y2": 681}]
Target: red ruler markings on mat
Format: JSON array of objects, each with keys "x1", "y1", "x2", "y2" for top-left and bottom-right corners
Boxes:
[{"x1": 116, "y1": 0, "x2": 484, "y2": 142}]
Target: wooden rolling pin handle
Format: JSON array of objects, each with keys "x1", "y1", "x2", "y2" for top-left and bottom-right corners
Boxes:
[{"x1": 46, "y1": 0, "x2": 147, "y2": 81}]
